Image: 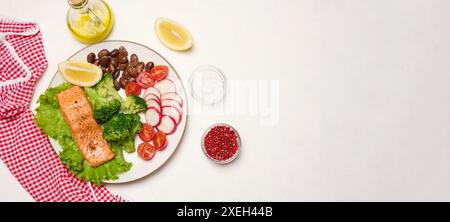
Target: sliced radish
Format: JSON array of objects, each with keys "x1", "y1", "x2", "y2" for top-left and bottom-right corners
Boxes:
[
  {"x1": 154, "y1": 79, "x2": 176, "y2": 95},
  {"x1": 144, "y1": 93, "x2": 160, "y2": 103},
  {"x1": 144, "y1": 87, "x2": 161, "y2": 98},
  {"x1": 145, "y1": 107, "x2": 161, "y2": 127},
  {"x1": 156, "y1": 115, "x2": 177, "y2": 135},
  {"x1": 162, "y1": 106, "x2": 182, "y2": 125},
  {"x1": 161, "y1": 92, "x2": 183, "y2": 106},
  {"x1": 146, "y1": 98, "x2": 161, "y2": 112},
  {"x1": 161, "y1": 99, "x2": 182, "y2": 112}
]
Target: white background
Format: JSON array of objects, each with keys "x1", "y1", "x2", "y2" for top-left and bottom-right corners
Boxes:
[{"x1": 1, "y1": 0, "x2": 450, "y2": 201}]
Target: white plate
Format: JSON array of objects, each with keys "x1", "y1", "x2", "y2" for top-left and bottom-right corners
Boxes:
[{"x1": 48, "y1": 40, "x2": 188, "y2": 183}]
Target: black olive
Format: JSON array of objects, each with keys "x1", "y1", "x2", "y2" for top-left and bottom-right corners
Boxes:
[
  {"x1": 113, "y1": 69, "x2": 121, "y2": 80},
  {"x1": 107, "y1": 64, "x2": 116, "y2": 73},
  {"x1": 113, "y1": 80, "x2": 120, "y2": 90},
  {"x1": 136, "y1": 62, "x2": 145, "y2": 73},
  {"x1": 118, "y1": 46, "x2": 128, "y2": 57},
  {"x1": 119, "y1": 77, "x2": 128, "y2": 88},
  {"x1": 130, "y1": 54, "x2": 138, "y2": 67},
  {"x1": 119, "y1": 55, "x2": 128, "y2": 64},
  {"x1": 110, "y1": 57, "x2": 118, "y2": 67},
  {"x1": 98, "y1": 49, "x2": 110, "y2": 58},
  {"x1": 110, "y1": 49, "x2": 119, "y2": 57},
  {"x1": 87, "y1": 52, "x2": 96, "y2": 63},
  {"x1": 145, "y1": 61, "x2": 154, "y2": 71},
  {"x1": 99, "y1": 56, "x2": 111, "y2": 68},
  {"x1": 122, "y1": 69, "x2": 129, "y2": 79},
  {"x1": 119, "y1": 63, "x2": 128, "y2": 71},
  {"x1": 127, "y1": 66, "x2": 138, "y2": 78}
]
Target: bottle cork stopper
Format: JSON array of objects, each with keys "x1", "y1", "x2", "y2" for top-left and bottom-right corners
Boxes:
[{"x1": 68, "y1": 0, "x2": 86, "y2": 7}]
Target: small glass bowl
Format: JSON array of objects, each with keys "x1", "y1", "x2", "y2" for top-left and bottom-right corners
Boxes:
[
  {"x1": 189, "y1": 65, "x2": 226, "y2": 105},
  {"x1": 201, "y1": 123, "x2": 241, "y2": 164}
]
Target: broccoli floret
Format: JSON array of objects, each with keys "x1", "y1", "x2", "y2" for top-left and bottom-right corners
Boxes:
[
  {"x1": 95, "y1": 73, "x2": 122, "y2": 100},
  {"x1": 127, "y1": 113, "x2": 142, "y2": 135},
  {"x1": 102, "y1": 113, "x2": 132, "y2": 141},
  {"x1": 121, "y1": 95, "x2": 147, "y2": 114},
  {"x1": 86, "y1": 89, "x2": 121, "y2": 123},
  {"x1": 102, "y1": 113, "x2": 142, "y2": 153},
  {"x1": 84, "y1": 73, "x2": 122, "y2": 123},
  {"x1": 122, "y1": 113, "x2": 142, "y2": 153}
]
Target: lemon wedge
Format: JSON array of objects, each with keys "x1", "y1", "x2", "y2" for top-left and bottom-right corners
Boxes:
[
  {"x1": 155, "y1": 17, "x2": 193, "y2": 51},
  {"x1": 58, "y1": 61, "x2": 103, "y2": 87}
]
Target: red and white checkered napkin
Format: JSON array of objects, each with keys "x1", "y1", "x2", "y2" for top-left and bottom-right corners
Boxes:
[{"x1": 0, "y1": 18, "x2": 125, "y2": 202}]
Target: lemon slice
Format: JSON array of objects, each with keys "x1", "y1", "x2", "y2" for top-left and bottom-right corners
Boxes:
[
  {"x1": 58, "y1": 61, "x2": 103, "y2": 87},
  {"x1": 155, "y1": 17, "x2": 193, "y2": 51}
]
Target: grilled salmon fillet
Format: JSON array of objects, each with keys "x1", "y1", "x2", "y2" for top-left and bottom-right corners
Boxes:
[{"x1": 56, "y1": 86, "x2": 115, "y2": 167}]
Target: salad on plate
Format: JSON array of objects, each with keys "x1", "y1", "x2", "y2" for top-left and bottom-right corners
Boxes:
[{"x1": 34, "y1": 45, "x2": 184, "y2": 185}]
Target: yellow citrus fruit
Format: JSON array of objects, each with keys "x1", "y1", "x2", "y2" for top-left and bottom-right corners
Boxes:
[
  {"x1": 155, "y1": 17, "x2": 193, "y2": 51},
  {"x1": 58, "y1": 61, "x2": 103, "y2": 87}
]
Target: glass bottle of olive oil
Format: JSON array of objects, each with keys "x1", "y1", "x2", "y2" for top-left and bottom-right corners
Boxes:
[{"x1": 66, "y1": 0, "x2": 114, "y2": 44}]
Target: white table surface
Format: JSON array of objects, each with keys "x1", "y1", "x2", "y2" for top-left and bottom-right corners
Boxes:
[{"x1": 1, "y1": 0, "x2": 450, "y2": 202}]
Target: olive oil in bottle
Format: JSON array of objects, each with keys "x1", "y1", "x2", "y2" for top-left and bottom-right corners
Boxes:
[{"x1": 66, "y1": 0, "x2": 114, "y2": 44}]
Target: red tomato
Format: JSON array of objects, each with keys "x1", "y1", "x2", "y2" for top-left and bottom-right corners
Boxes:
[
  {"x1": 153, "y1": 131, "x2": 167, "y2": 151},
  {"x1": 137, "y1": 143, "x2": 156, "y2": 160},
  {"x1": 139, "y1": 123, "x2": 155, "y2": 142},
  {"x1": 125, "y1": 81, "x2": 142, "y2": 96},
  {"x1": 136, "y1": 72, "x2": 155, "y2": 89},
  {"x1": 150, "y1": 65, "x2": 169, "y2": 81}
]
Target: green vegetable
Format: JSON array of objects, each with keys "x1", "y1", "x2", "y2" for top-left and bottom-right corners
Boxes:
[
  {"x1": 122, "y1": 113, "x2": 142, "y2": 153},
  {"x1": 34, "y1": 83, "x2": 132, "y2": 185},
  {"x1": 59, "y1": 136, "x2": 84, "y2": 172},
  {"x1": 64, "y1": 141, "x2": 132, "y2": 184},
  {"x1": 84, "y1": 73, "x2": 122, "y2": 123},
  {"x1": 102, "y1": 113, "x2": 133, "y2": 141},
  {"x1": 34, "y1": 82, "x2": 73, "y2": 138},
  {"x1": 102, "y1": 113, "x2": 142, "y2": 153},
  {"x1": 121, "y1": 95, "x2": 147, "y2": 114}
]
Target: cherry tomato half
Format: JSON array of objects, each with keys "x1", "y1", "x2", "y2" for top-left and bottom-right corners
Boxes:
[
  {"x1": 136, "y1": 72, "x2": 155, "y2": 89},
  {"x1": 137, "y1": 142, "x2": 156, "y2": 161},
  {"x1": 125, "y1": 81, "x2": 142, "y2": 96},
  {"x1": 153, "y1": 131, "x2": 167, "y2": 151},
  {"x1": 150, "y1": 65, "x2": 169, "y2": 81},
  {"x1": 139, "y1": 123, "x2": 155, "y2": 142}
]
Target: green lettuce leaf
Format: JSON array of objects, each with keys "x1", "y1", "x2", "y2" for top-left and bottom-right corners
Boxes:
[
  {"x1": 34, "y1": 83, "x2": 73, "y2": 138},
  {"x1": 59, "y1": 139, "x2": 132, "y2": 185},
  {"x1": 76, "y1": 143, "x2": 132, "y2": 185},
  {"x1": 34, "y1": 83, "x2": 132, "y2": 185},
  {"x1": 58, "y1": 136, "x2": 84, "y2": 172}
]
